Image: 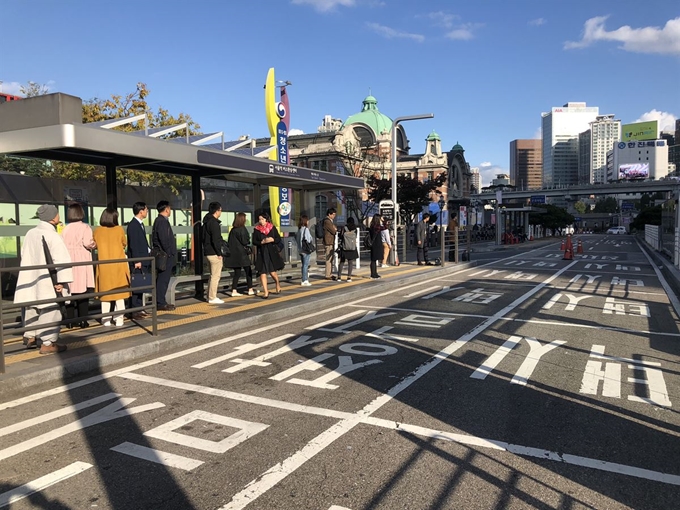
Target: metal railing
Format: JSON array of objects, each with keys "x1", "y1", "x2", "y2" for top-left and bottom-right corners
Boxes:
[{"x1": 0, "y1": 256, "x2": 157, "y2": 373}]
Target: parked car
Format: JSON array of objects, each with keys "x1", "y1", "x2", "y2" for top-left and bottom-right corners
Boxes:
[{"x1": 606, "y1": 226, "x2": 626, "y2": 235}]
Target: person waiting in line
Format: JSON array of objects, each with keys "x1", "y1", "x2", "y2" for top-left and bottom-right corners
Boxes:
[
  {"x1": 381, "y1": 219, "x2": 392, "y2": 268},
  {"x1": 152, "y1": 200, "x2": 177, "y2": 311},
  {"x1": 224, "y1": 212, "x2": 255, "y2": 297},
  {"x1": 202, "y1": 201, "x2": 225, "y2": 304},
  {"x1": 416, "y1": 213, "x2": 432, "y2": 266},
  {"x1": 368, "y1": 214, "x2": 384, "y2": 279},
  {"x1": 297, "y1": 214, "x2": 314, "y2": 286},
  {"x1": 336, "y1": 217, "x2": 358, "y2": 282},
  {"x1": 252, "y1": 212, "x2": 284, "y2": 298},
  {"x1": 15, "y1": 204, "x2": 73, "y2": 354},
  {"x1": 93, "y1": 208, "x2": 130, "y2": 327},
  {"x1": 127, "y1": 201, "x2": 151, "y2": 320},
  {"x1": 61, "y1": 203, "x2": 96, "y2": 329},
  {"x1": 322, "y1": 207, "x2": 337, "y2": 280}
]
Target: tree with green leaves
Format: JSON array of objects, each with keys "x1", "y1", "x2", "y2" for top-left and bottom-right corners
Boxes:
[
  {"x1": 593, "y1": 196, "x2": 619, "y2": 213},
  {"x1": 529, "y1": 204, "x2": 575, "y2": 235},
  {"x1": 630, "y1": 205, "x2": 661, "y2": 231},
  {"x1": 366, "y1": 172, "x2": 447, "y2": 226},
  {"x1": 573, "y1": 200, "x2": 587, "y2": 214}
]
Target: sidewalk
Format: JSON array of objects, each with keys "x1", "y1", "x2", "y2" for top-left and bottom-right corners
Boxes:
[{"x1": 0, "y1": 237, "x2": 558, "y2": 398}]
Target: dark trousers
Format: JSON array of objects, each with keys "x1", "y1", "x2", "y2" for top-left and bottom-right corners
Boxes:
[
  {"x1": 417, "y1": 245, "x2": 429, "y2": 263},
  {"x1": 370, "y1": 260, "x2": 379, "y2": 278},
  {"x1": 66, "y1": 290, "x2": 92, "y2": 323},
  {"x1": 131, "y1": 263, "x2": 151, "y2": 308},
  {"x1": 231, "y1": 266, "x2": 253, "y2": 290},
  {"x1": 156, "y1": 266, "x2": 174, "y2": 306}
]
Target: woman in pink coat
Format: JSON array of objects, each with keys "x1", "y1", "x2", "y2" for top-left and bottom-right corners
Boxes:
[{"x1": 61, "y1": 203, "x2": 96, "y2": 328}]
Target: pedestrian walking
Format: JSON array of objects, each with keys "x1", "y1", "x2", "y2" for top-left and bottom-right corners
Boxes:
[
  {"x1": 224, "y1": 212, "x2": 255, "y2": 297},
  {"x1": 322, "y1": 207, "x2": 337, "y2": 280},
  {"x1": 337, "y1": 217, "x2": 358, "y2": 282},
  {"x1": 127, "y1": 202, "x2": 151, "y2": 319},
  {"x1": 368, "y1": 214, "x2": 384, "y2": 279},
  {"x1": 297, "y1": 215, "x2": 314, "y2": 286},
  {"x1": 14, "y1": 204, "x2": 73, "y2": 354},
  {"x1": 93, "y1": 208, "x2": 130, "y2": 327}
]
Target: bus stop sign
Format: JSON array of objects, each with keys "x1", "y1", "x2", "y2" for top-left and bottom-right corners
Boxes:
[{"x1": 379, "y1": 199, "x2": 396, "y2": 222}]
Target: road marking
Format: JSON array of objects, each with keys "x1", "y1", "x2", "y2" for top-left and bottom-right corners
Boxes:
[
  {"x1": 145, "y1": 411, "x2": 269, "y2": 453},
  {"x1": 603, "y1": 297, "x2": 650, "y2": 317},
  {"x1": 0, "y1": 461, "x2": 93, "y2": 508},
  {"x1": 405, "y1": 286, "x2": 441, "y2": 297},
  {"x1": 542, "y1": 293, "x2": 592, "y2": 311},
  {"x1": 470, "y1": 336, "x2": 521, "y2": 380},
  {"x1": 192, "y1": 334, "x2": 295, "y2": 369},
  {"x1": 223, "y1": 335, "x2": 330, "y2": 374},
  {"x1": 218, "y1": 261, "x2": 579, "y2": 509},
  {"x1": 111, "y1": 442, "x2": 203, "y2": 471}
]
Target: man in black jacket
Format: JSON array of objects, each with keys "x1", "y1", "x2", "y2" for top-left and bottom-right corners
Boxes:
[
  {"x1": 202, "y1": 202, "x2": 224, "y2": 304},
  {"x1": 152, "y1": 200, "x2": 177, "y2": 311},
  {"x1": 127, "y1": 202, "x2": 151, "y2": 318}
]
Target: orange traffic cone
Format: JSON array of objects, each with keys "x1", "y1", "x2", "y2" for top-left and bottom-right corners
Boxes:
[
  {"x1": 560, "y1": 239, "x2": 565, "y2": 251},
  {"x1": 563, "y1": 234, "x2": 574, "y2": 260},
  {"x1": 577, "y1": 239, "x2": 583, "y2": 254}
]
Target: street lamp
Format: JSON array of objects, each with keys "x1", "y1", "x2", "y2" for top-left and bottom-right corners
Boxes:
[{"x1": 390, "y1": 114, "x2": 434, "y2": 264}]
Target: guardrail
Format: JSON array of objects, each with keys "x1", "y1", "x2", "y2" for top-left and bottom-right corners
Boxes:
[{"x1": 0, "y1": 256, "x2": 157, "y2": 373}]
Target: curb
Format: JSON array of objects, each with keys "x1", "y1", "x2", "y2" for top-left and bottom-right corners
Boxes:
[{"x1": 0, "y1": 262, "x2": 476, "y2": 397}]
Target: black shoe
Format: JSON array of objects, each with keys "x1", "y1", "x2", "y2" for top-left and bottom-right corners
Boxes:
[
  {"x1": 79, "y1": 321, "x2": 90, "y2": 329},
  {"x1": 131, "y1": 313, "x2": 146, "y2": 320},
  {"x1": 157, "y1": 304, "x2": 176, "y2": 311}
]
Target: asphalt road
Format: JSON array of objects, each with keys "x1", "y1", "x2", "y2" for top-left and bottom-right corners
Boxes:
[{"x1": 1, "y1": 234, "x2": 678, "y2": 510}]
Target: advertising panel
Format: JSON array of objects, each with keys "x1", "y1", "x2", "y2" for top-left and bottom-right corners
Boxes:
[
  {"x1": 618, "y1": 163, "x2": 649, "y2": 180},
  {"x1": 621, "y1": 120, "x2": 658, "y2": 142}
]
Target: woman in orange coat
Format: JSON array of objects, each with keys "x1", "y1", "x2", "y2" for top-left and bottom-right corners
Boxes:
[{"x1": 93, "y1": 208, "x2": 130, "y2": 326}]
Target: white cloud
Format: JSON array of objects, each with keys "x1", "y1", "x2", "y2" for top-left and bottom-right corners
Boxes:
[
  {"x1": 528, "y1": 18, "x2": 546, "y2": 26},
  {"x1": 634, "y1": 110, "x2": 678, "y2": 132},
  {"x1": 533, "y1": 127, "x2": 542, "y2": 139},
  {"x1": 423, "y1": 11, "x2": 460, "y2": 29},
  {"x1": 289, "y1": 128, "x2": 305, "y2": 136},
  {"x1": 291, "y1": 0, "x2": 355, "y2": 12},
  {"x1": 0, "y1": 81, "x2": 23, "y2": 95},
  {"x1": 366, "y1": 22, "x2": 425, "y2": 42},
  {"x1": 445, "y1": 23, "x2": 483, "y2": 41},
  {"x1": 480, "y1": 161, "x2": 492, "y2": 167},
  {"x1": 477, "y1": 163, "x2": 508, "y2": 188},
  {"x1": 565, "y1": 16, "x2": 680, "y2": 55}
]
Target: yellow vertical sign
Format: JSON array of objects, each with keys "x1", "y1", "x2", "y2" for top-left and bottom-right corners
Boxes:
[{"x1": 264, "y1": 68, "x2": 281, "y2": 228}]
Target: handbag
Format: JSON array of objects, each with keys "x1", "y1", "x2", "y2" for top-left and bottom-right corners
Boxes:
[
  {"x1": 131, "y1": 268, "x2": 152, "y2": 290},
  {"x1": 220, "y1": 239, "x2": 231, "y2": 257},
  {"x1": 150, "y1": 247, "x2": 168, "y2": 272},
  {"x1": 299, "y1": 227, "x2": 315, "y2": 254},
  {"x1": 245, "y1": 245, "x2": 253, "y2": 256}
]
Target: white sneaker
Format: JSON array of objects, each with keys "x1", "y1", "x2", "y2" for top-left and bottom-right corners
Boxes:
[
  {"x1": 103, "y1": 321, "x2": 112, "y2": 327},
  {"x1": 248, "y1": 289, "x2": 255, "y2": 295},
  {"x1": 209, "y1": 298, "x2": 225, "y2": 304},
  {"x1": 114, "y1": 319, "x2": 124, "y2": 327},
  {"x1": 231, "y1": 290, "x2": 243, "y2": 297},
  {"x1": 382, "y1": 263, "x2": 389, "y2": 268},
  {"x1": 301, "y1": 280, "x2": 312, "y2": 286},
  {"x1": 347, "y1": 278, "x2": 352, "y2": 282}
]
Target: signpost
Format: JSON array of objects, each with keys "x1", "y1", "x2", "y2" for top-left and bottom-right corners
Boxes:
[{"x1": 379, "y1": 199, "x2": 396, "y2": 222}]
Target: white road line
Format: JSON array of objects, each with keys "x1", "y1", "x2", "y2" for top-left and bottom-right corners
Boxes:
[
  {"x1": 116, "y1": 372, "x2": 354, "y2": 420},
  {"x1": 111, "y1": 442, "x2": 203, "y2": 471},
  {"x1": 404, "y1": 286, "x2": 440, "y2": 297},
  {"x1": 0, "y1": 461, "x2": 92, "y2": 508},
  {"x1": 0, "y1": 393, "x2": 119, "y2": 439},
  {"x1": 218, "y1": 261, "x2": 579, "y2": 509},
  {"x1": 192, "y1": 334, "x2": 295, "y2": 369},
  {"x1": 0, "y1": 305, "x2": 363, "y2": 412}
]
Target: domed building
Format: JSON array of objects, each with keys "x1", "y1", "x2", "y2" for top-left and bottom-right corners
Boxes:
[{"x1": 255, "y1": 94, "x2": 470, "y2": 223}]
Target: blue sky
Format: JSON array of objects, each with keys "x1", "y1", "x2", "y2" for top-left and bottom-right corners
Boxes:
[{"x1": 2, "y1": 0, "x2": 678, "y2": 187}]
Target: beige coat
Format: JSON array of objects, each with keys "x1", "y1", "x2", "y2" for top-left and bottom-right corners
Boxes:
[
  {"x1": 93, "y1": 226, "x2": 130, "y2": 301},
  {"x1": 14, "y1": 222, "x2": 73, "y2": 308}
]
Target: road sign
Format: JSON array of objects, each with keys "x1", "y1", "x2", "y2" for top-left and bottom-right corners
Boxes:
[
  {"x1": 621, "y1": 202, "x2": 635, "y2": 211},
  {"x1": 531, "y1": 195, "x2": 546, "y2": 204},
  {"x1": 379, "y1": 199, "x2": 396, "y2": 222}
]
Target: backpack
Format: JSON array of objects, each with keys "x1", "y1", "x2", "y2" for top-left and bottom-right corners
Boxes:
[
  {"x1": 342, "y1": 229, "x2": 357, "y2": 251},
  {"x1": 363, "y1": 230, "x2": 374, "y2": 250},
  {"x1": 315, "y1": 219, "x2": 325, "y2": 239}
]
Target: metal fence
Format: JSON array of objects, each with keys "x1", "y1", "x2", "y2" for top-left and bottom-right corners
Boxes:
[{"x1": 0, "y1": 256, "x2": 157, "y2": 373}]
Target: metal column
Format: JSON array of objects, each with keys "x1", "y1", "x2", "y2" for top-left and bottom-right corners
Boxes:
[
  {"x1": 105, "y1": 162, "x2": 117, "y2": 209},
  {"x1": 192, "y1": 174, "x2": 204, "y2": 299}
]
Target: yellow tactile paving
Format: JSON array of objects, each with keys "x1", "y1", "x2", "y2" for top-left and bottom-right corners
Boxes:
[{"x1": 3, "y1": 266, "x2": 425, "y2": 365}]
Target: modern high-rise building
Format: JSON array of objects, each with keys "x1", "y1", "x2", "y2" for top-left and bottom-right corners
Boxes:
[
  {"x1": 469, "y1": 166, "x2": 481, "y2": 193},
  {"x1": 509, "y1": 139, "x2": 542, "y2": 190},
  {"x1": 579, "y1": 114, "x2": 621, "y2": 184},
  {"x1": 541, "y1": 102, "x2": 599, "y2": 187}
]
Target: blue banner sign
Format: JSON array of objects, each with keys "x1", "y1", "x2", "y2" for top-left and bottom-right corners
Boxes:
[{"x1": 530, "y1": 195, "x2": 546, "y2": 204}]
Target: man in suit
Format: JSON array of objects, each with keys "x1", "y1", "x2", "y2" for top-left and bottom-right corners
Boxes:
[
  {"x1": 127, "y1": 202, "x2": 150, "y2": 319},
  {"x1": 152, "y1": 200, "x2": 177, "y2": 311}
]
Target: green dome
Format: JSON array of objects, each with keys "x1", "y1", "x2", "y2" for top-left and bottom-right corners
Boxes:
[
  {"x1": 451, "y1": 141, "x2": 464, "y2": 151},
  {"x1": 343, "y1": 95, "x2": 393, "y2": 137},
  {"x1": 426, "y1": 130, "x2": 441, "y2": 141}
]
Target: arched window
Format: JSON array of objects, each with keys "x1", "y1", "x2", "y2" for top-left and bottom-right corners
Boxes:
[
  {"x1": 315, "y1": 194, "x2": 328, "y2": 220},
  {"x1": 353, "y1": 125, "x2": 374, "y2": 147}
]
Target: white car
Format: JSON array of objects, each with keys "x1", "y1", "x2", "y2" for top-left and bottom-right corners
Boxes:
[{"x1": 606, "y1": 226, "x2": 626, "y2": 235}]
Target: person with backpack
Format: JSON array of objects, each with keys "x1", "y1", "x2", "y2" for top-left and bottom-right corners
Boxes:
[
  {"x1": 367, "y1": 214, "x2": 384, "y2": 279},
  {"x1": 319, "y1": 208, "x2": 337, "y2": 280},
  {"x1": 336, "y1": 217, "x2": 358, "y2": 282},
  {"x1": 297, "y1": 215, "x2": 314, "y2": 286}
]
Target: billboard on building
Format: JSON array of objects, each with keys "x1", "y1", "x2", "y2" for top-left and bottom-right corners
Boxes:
[
  {"x1": 618, "y1": 163, "x2": 649, "y2": 180},
  {"x1": 622, "y1": 121, "x2": 658, "y2": 142}
]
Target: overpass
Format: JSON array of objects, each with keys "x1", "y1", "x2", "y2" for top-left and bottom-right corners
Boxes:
[{"x1": 471, "y1": 179, "x2": 680, "y2": 202}]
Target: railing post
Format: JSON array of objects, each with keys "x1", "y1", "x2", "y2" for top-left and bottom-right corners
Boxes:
[
  {"x1": 0, "y1": 270, "x2": 5, "y2": 374},
  {"x1": 152, "y1": 257, "x2": 158, "y2": 336}
]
